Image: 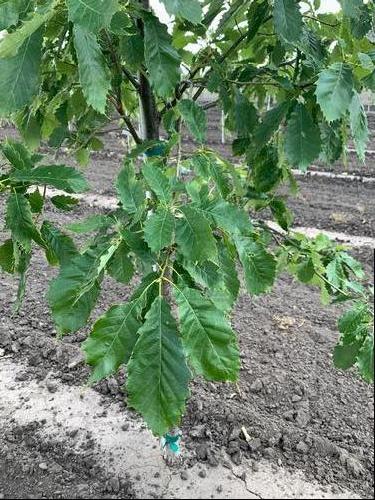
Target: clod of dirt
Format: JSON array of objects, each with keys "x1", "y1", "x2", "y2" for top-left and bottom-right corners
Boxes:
[
  {"x1": 250, "y1": 379, "x2": 263, "y2": 393},
  {"x1": 46, "y1": 379, "x2": 58, "y2": 394}
]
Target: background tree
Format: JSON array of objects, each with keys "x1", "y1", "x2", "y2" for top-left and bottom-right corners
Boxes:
[{"x1": 0, "y1": 0, "x2": 374, "y2": 440}]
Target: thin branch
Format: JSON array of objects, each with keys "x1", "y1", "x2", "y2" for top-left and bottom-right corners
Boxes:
[
  {"x1": 109, "y1": 95, "x2": 141, "y2": 144},
  {"x1": 122, "y1": 66, "x2": 140, "y2": 91},
  {"x1": 303, "y1": 14, "x2": 340, "y2": 27},
  {"x1": 202, "y1": 99, "x2": 219, "y2": 110},
  {"x1": 226, "y1": 79, "x2": 281, "y2": 87}
]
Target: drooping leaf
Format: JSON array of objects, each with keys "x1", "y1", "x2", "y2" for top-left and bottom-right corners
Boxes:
[
  {"x1": 73, "y1": 26, "x2": 111, "y2": 114},
  {"x1": 160, "y1": 0, "x2": 202, "y2": 23},
  {"x1": 201, "y1": 199, "x2": 252, "y2": 236},
  {"x1": 127, "y1": 297, "x2": 191, "y2": 436},
  {"x1": 41, "y1": 221, "x2": 78, "y2": 266},
  {"x1": 253, "y1": 101, "x2": 290, "y2": 146},
  {"x1": 234, "y1": 91, "x2": 258, "y2": 138},
  {"x1": 253, "y1": 148, "x2": 282, "y2": 191},
  {"x1": 285, "y1": 104, "x2": 321, "y2": 171},
  {"x1": 191, "y1": 153, "x2": 230, "y2": 198},
  {"x1": 320, "y1": 121, "x2": 343, "y2": 164},
  {"x1": 116, "y1": 164, "x2": 144, "y2": 214},
  {"x1": 27, "y1": 189, "x2": 44, "y2": 213},
  {"x1": 0, "y1": 29, "x2": 43, "y2": 116},
  {"x1": 0, "y1": 140, "x2": 34, "y2": 170},
  {"x1": 67, "y1": 0, "x2": 119, "y2": 32},
  {"x1": 175, "y1": 205, "x2": 217, "y2": 262},
  {"x1": 5, "y1": 193, "x2": 43, "y2": 251},
  {"x1": 106, "y1": 241, "x2": 134, "y2": 284},
  {"x1": 178, "y1": 99, "x2": 207, "y2": 143},
  {"x1": 333, "y1": 342, "x2": 361, "y2": 370},
  {"x1": 11, "y1": 165, "x2": 89, "y2": 193},
  {"x1": 273, "y1": 0, "x2": 303, "y2": 44},
  {"x1": 357, "y1": 335, "x2": 374, "y2": 383},
  {"x1": 349, "y1": 92, "x2": 369, "y2": 163},
  {"x1": 315, "y1": 63, "x2": 354, "y2": 122},
  {"x1": 0, "y1": 239, "x2": 15, "y2": 274},
  {"x1": 83, "y1": 298, "x2": 144, "y2": 383},
  {"x1": 142, "y1": 162, "x2": 172, "y2": 204},
  {"x1": 143, "y1": 14, "x2": 181, "y2": 98},
  {"x1": 235, "y1": 237, "x2": 276, "y2": 295},
  {"x1": 174, "y1": 285, "x2": 240, "y2": 381},
  {"x1": 13, "y1": 246, "x2": 31, "y2": 313},
  {"x1": 144, "y1": 207, "x2": 175, "y2": 253},
  {"x1": 247, "y1": 0, "x2": 270, "y2": 41},
  {"x1": 48, "y1": 241, "x2": 118, "y2": 334}
]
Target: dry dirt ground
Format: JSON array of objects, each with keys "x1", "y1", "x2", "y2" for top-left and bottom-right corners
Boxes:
[{"x1": 0, "y1": 118, "x2": 374, "y2": 499}]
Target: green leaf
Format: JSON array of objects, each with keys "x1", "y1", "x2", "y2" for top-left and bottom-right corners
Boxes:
[
  {"x1": 0, "y1": 0, "x2": 21, "y2": 30},
  {"x1": 144, "y1": 207, "x2": 175, "y2": 253},
  {"x1": 0, "y1": 29, "x2": 43, "y2": 116},
  {"x1": 0, "y1": 239, "x2": 15, "y2": 274},
  {"x1": 174, "y1": 285, "x2": 240, "y2": 381},
  {"x1": 27, "y1": 189, "x2": 44, "y2": 213},
  {"x1": 5, "y1": 193, "x2": 43, "y2": 251},
  {"x1": 116, "y1": 164, "x2": 144, "y2": 214},
  {"x1": 11, "y1": 165, "x2": 89, "y2": 193},
  {"x1": 0, "y1": 140, "x2": 34, "y2": 170},
  {"x1": 160, "y1": 0, "x2": 202, "y2": 23},
  {"x1": 253, "y1": 102, "x2": 289, "y2": 147},
  {"x1": 143, "y1": 14, "x2": 181, "y2": 98},
  {"x1": 253, "y1": 148, "x2": 282, "y2": 192},
  {"x1": 178, "y1": 99, "x2": 206, "y2": 143},
  {"x1": 339, "y1": 0, "x2": 362, "y2": 17},
  {"x1": 106, "y1": 241, "x2": 134, "y2": 284},
  {"x1": 51, "y1": 195, "x2": 79, "y2": 211},
  {"x1": 48, "y1": 241, "x2": 117, "y2": 334},
  {"x1": 0, "y1": 2, "x2": 57, "y2": 58},
  {"x1": 175, "y1": 205, "x2": 217, "y2": 262},
  {"x1": 201, "y1": 199, "x2": 252, "y2": 236},
  {"x1": 234, "y1": 91, "x2": 258, "y2": 138},
  {"x1": 13, "y1": 247, "x2": 31, "y2": 313},
  {"x1": 73, "y1": 26, "x2": 111, "y2": 114},
  {"x1": 127, "y1": 297, "x2": 191, "y2": 436},
  {"x1": 285, "y1": 104, "x2": 321, "y2": 171},
  {"x1": 216, "y1": 242, "x2": 240, "y2": 308},
  {"x1": 191, "y1": 153, "x2": 230, "y2": 198},
  {"x1": 320, "y1": 120, "x2": 343, "y2": 163},
  {"x1": 142, "y1": 162, "x2": 172, "y2": 204},
  {"x1": 67, "y1": 215, "x2": 112, "y2": 234},
  {"x1": 315, "y1": 63, "x2": 354, "y2": 122},
  {"x1": 67, "y1": 0, "x2": 118, "y2": 32},
  {"x1": 350, "y1": 3, "x2": 372, "y2": 38},
  {"x1": 349, "y1": 92, "x2": 368, "y2": 163},
  {"x1": 247, "y1": 0, "x2": 270, "y2": 41},
  {"x1": 297, "y1": 258, "x2": 315, "y2": 283},
  {"x1": 83, "y1": 298, "x2": 145, "y2": 383},
  {"x1": 235, "y1": 237, "x2": 276, "y2": 295},
  {"x1": 357, "y1": 335, "x2": 374, "y2": 383},
  {"x1": 41, "y1": 221, "x2": 78, "y2": 266},
  {"x1": 274, "y1": 0, "x2": 303, "y2": 44},
  {"x1": 333, "y1": 342, "x2": 361, "y2": 370}
]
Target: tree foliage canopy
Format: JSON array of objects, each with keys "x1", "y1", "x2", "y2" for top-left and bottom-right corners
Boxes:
[{"x1": 0, "y1": 0, "x2": 374, "y2": 436}]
